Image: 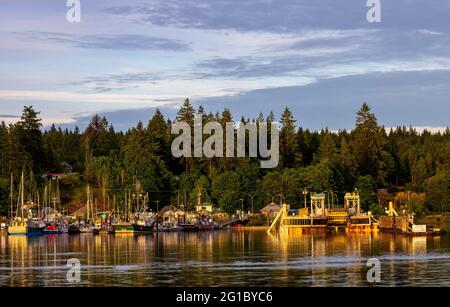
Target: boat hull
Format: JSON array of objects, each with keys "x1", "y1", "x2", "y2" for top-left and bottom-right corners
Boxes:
[
  {"x1": 27, "y1": 226, "x2": 45, "y2": 236},
  {"x1": 112, "y1": 224, "x2": 134, "y2": 234},
  {"x1": 7, "y1": 225, "x2": 28, "y2": 235},
  {"x1": 132, "y1": 223, "x2": 154, "y2": 233},
  {"x1": 43, "y1": 225, "x2": 64, "y2": 235},
  {"x1": 179, "y1": 224, "x2": 200, "y2": 231},
  {"x1": 68, "y1": 225, "x2": 80, "y2": 234}
]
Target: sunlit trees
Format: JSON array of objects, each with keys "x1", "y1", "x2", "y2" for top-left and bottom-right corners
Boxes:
[
  {"x1": 211, "y1": 171, "x2": 241, "y2": 214},
  {"x1": 1, "y1": 101, "x2": 450, "y2": 216},
  {"x1": 353, "y1": 103, "x2": 387, "y2": 184}
]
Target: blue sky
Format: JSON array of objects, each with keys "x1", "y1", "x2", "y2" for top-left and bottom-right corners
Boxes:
[{"x1": 1, "y1": 0, "x2": 450, "y2": 131}]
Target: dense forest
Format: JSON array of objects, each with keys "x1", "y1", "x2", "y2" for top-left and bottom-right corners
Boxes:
[{"x1": 1, "y1": 100, "x2": 450, "y2": 216}]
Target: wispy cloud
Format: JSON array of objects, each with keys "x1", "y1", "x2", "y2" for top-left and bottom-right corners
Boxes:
[
  {"x1": 2, "y1": 0, "x2": 450, "y2": 130},
  {"x1": 104, "y1": 0, "x2": 450, "y2": 32},
  {"x1": 0, "y1": 116, "x2": 75, "y2": 127},
  {"x1": 12, "y1": 31, "x2": 190, "y2": 51},
  {"x1": 0, "y1": 89, "x2": 179, "y2": 106}
]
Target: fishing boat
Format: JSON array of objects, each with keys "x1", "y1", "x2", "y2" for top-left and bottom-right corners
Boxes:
[
  {"x1": 68, "y1": 224, "x2": 80, "y2": 234},
  {"x1": 8, "y1": 218, "x2": 28, "y2": 235},
  {"x1": 112, "y1": 222, "x2": 134, "y2": 234},
  {"x1": 132, "y1": 219, "x2": 155, "y2": 233},
  {"x1": 43, "y1": 224, "x2": 64, "y2": 235},
  {"x1": 79, "y1": 223, "x2": 95, "y2": 233},
  {"x1": 27, "y1": 218, "x2": 46, "y2": 236}
]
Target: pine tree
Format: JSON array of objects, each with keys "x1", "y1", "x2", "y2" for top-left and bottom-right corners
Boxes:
[
  {"x1": 176, "y1": 98, "x2": 195, "y2": 125},
  {"x1": 279, "y1": 106, "x2": 298, "y2": 168},
  {"x1": 317, "y1": 132, "x2": 337, "y2": 163},
  {"x1": 17, "y1": 106, "x2": 46, "y2": 173},
  {"x1": 353, "y1": 103, "x2": 386, "y2": 184},
  {"x1": 147, "y1": 108, "x2": 169, "y2": 158}
]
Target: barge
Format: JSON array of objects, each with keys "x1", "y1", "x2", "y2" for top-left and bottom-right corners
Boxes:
[{"x1": 379, "y1": 202, "x2": 444, "y2": 236}]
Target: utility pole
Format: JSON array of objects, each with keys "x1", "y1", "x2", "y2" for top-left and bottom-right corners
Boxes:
[
  {"x1": 250, "y1": 193, "x2": 256, "y2": 214},
  {"x1": 407, "y1": 191, "x2": 411, "y2": 212},
  {"x1": 303, "y1": 189, "x2": 308, "y2": 209}
]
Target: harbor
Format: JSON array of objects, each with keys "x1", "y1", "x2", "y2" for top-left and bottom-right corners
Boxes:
[{"x1": 3, "y1": 177, "x2": 445, "y2": 237}]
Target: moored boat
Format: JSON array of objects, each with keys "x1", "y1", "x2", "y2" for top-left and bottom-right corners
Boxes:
[
  {"x1": 132, "y1": 221, "x2": 155, "y2": 233},
  {"x1": 179, "y1": 223, "x2": 200, "y2": 231},
  {"x1": 7, "y1": 218, "x2": 28, "y2": 235},
  {"x1": 79, "y1": 223, "x2": 95, "y2": 233},
  {"x1": 68, "y1": 224, "x2": 80, "y2": 234},
  {"x1": 27, "y1": 218, "x2": 46, "y2": 236},
  {"x1": 43, "y1": 224, "x2": 64, "y2": 235},
  {"x1": 7, "y1": 173, "x2": 28, "y2": 236},
  {"x1": 112, "y1": 223, "x2": 134, "y2": 234}
]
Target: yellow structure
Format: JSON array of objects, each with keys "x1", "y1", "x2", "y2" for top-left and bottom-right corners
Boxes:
[
  {"x1": 267, "y1": 192, "x2": 379, "y2": 235},
  {"x1": 195, "y1": 203, "x2": 214, "y2": 213},
  {"x1": 310, "y1": 193, "x2": 326, "y2": 216},
  {"x1": 327, "y1": 208, "x2": 349, "y2": 226},
  {"x1": 345, "y1": 192, "x2": 379, "y2": 233},
  {"x1": 344, "y1": 192, "x2": 361, "y2": 215},
  {"x1": 267, "y1": 203, "x2": 328, "y2": 234}
]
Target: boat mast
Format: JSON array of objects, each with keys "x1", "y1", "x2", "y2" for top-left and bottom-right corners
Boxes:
[
  {"x1": 86, "y1": 184, "x2": 90, "y2": 221},
  {"x1": 56, "y1": 177, "x2": 61, "y2": 213},
  {"x1": 20, "y1": 171, "x2": 24, "y2": 219},
  {"x1": 9, "y1": 173, "x2": 13, "y2": 220},
  {"x1": 37, "y1": 193, "x2": 40, "y2": 219}
]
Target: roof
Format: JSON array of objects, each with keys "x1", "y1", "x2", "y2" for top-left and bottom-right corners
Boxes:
[
  {"x1": 196, "y1": 202, "x2": 216, "y2": 207},
  {"x1": 260, "y1": 202, "x2": 282, "y2": 212}
]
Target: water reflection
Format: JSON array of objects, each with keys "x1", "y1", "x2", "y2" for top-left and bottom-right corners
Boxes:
[{"x1": 0, "y1": 231, "x2": 449, "y2": 287}]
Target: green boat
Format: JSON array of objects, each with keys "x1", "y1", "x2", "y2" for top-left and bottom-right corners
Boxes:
[{"x1": 112, "y1": 223, "x2": 134, "y2": 234}]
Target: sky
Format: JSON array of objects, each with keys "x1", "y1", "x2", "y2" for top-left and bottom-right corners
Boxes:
[{"x1": 1, "y1": 0, "x2": 450, "y2": 131}]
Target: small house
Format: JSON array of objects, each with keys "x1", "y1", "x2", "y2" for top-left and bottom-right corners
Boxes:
[
  {"x1": 260, "y1": 202, "x2": 290, "y2": 218},
  {"x1": 195, "y1": 202, "x2": 215, "y2": 214}
]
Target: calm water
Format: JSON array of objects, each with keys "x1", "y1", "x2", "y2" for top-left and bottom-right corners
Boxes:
[{"x1": 1, "y1": 229, "x2": 450, "y2": 287}]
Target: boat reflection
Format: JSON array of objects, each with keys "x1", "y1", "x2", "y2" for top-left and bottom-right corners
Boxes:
[{"x1": 0, "y1": 230, "x2": 449, "y2": 286}]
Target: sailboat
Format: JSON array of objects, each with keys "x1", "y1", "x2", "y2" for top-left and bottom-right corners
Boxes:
[
  {"x1": 26, "y1": 171, "x2": 46, "y2": 236},
  {"x1": 42, "y1": 177, "x2": 65, "y2": 234},
  {"x1": 8, "y1": 172, "x2": 28, "y2": 235}
]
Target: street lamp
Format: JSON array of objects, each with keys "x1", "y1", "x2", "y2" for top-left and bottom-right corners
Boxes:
[{"x1": 302, "y1": 189, "x2": 309, "y2": 209}]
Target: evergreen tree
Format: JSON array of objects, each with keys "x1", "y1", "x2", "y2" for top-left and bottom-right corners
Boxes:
[
  {"x1": 17, "y1": 106, "x2": 47, "y2": 173},
  {"x1": 317, "y1": 132, "x2": 337, "y2": 163},
  {"x1": 176, "y1": 98, "x2": 195, "y2": 125},
  {"x1": 147, "y1": 108, "x2": 170, "y2": 159},
  {"x1": 279, "y1": 106, "x2": 298, "y2": 168},
  {"x1": 353, "y1": 103, "x2": 387, "y2": 184}
]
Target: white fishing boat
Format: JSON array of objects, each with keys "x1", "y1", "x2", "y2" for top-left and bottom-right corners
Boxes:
[
  {"x1": 79, "y1": 223, "x2": 95, "y2": 233},
  {"x1": 27, "y1": 218, "x2": 46, "y2": 235}
]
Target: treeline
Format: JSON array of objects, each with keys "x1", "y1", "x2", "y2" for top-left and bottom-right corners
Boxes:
[{"x1": 1, "y1": 100, "x2": 450, "y2": 215}]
